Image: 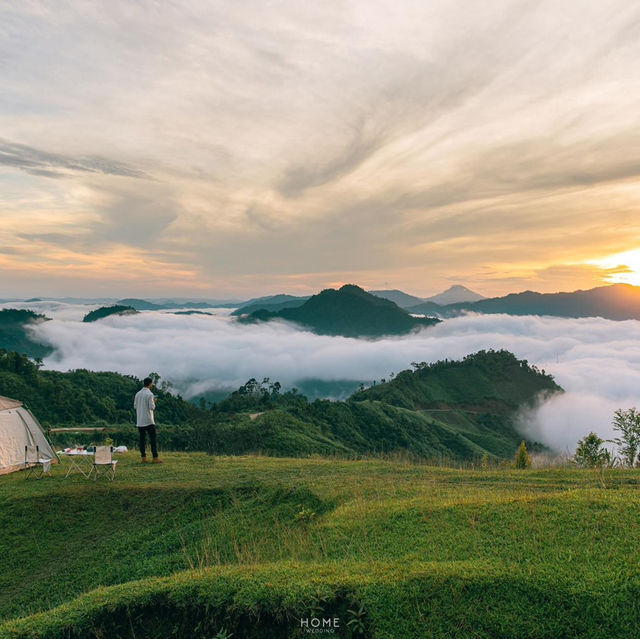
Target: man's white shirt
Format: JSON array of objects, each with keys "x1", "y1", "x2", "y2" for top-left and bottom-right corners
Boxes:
[{"x1": 134, "y1": 387, "x2": 156, "y2": 427}]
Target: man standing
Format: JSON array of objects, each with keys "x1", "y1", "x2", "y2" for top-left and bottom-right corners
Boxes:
[{"x1": 134, "y1": 377, "x2": 162, "y2": 463}]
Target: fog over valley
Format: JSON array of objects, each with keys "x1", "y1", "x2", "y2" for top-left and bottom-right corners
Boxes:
[{"x1": 7, "y1": 301, "x2": 638, "y2": 453}]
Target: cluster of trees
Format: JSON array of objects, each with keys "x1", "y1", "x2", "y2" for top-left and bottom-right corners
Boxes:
[
  {"x1": 408, "y1": 349, "x2": 554, "y2": 380},
  {"x1": 0, "y1": 349, "x2": 198, "y2": 427},
  {"x1": 573, "y1": 408, "x2": 640, "y2": 468}
]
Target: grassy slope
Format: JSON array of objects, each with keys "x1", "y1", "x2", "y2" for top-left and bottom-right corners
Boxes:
[{"x1": 1, "y1": 454, "x2": 639, "y2": 638}]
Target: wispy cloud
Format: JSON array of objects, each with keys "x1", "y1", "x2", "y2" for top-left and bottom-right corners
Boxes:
[
  {"x1": 0, "y1": 139, "x2": 149, "y2": 179},
  {"x1": 1, "y1": 1, "x2": 639, "y2": 296}
]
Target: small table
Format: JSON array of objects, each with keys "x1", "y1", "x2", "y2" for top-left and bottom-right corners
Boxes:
[{"x1": 60, "y1": 450, "x2": 94, "y2": 478}]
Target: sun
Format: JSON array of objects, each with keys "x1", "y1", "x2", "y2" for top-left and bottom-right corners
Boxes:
[{"x1": 590, "y1": 249, "x2": 640, "y2": 286}]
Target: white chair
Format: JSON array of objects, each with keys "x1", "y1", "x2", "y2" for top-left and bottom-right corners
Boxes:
[
  {"x1": 89, "y1": 446, "x2": 118, "y2": 481},
  {"x1": 24, "y1": 445, "x2": 51, "y2": 479}
]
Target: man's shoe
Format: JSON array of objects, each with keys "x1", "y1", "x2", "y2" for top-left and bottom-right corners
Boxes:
[
  {"x1": 141, "y1": 457, "x2": 148, "y2": 463},
  {"x1": 152, "y1": 458, "x2": 163, "y2": 464}
]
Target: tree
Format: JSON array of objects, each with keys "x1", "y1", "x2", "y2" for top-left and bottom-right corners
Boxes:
[
  {"x1": 513, "y1": 440, "x2": 532, "y2": 469},
  {"x1": 573, "y1": 432, "x2": 612, "y2": 468},
  {"x1": 612, "y1": 408, "x2": 640, "y2": 468}
]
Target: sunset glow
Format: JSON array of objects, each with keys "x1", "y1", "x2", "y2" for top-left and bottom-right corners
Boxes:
[{"x1": 590, "y1": 250, "x2": 640, "y2": 287}]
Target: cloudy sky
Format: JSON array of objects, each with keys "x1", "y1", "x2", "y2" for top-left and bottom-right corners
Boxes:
[{"x1": 1, "y1": 0, "x2": 639, "y2": 299}]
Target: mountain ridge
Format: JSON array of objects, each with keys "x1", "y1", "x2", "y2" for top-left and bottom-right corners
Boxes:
[{"x1": 407, "y1": 283, "x2": 640, "y2": 320}]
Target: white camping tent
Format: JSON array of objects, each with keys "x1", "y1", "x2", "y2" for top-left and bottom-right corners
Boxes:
[{"x1": 0, "y1": 395, "x2": 56, "y2": 475}]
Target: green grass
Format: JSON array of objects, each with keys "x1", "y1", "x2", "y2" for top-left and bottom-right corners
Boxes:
[{"x1": 1, "y1": 453, "x2": 639, "y2": 638}]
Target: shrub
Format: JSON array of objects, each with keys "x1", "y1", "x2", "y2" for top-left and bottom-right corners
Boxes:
[
  {"x1": 513, "y1": 441, "x2": 532, "y2": 469},
  {"x1": 612, "y1": 408, "x2": 640, "y2": 468},
  {"x1": 573, "y1": 432, "x2": 613, "y2": 468}
]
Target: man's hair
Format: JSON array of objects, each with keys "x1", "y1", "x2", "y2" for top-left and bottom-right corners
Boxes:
[{"x1": 143, "y1": 377, "x2": 153, "y2": 387}]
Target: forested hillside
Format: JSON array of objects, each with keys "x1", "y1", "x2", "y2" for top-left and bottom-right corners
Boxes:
[
  {"x1": 0, "y1": 349, "x2": 558, "y2": 461},
  {"x1": 203, "y1": 350, "x2": 558, "y2": 460},
  {"x1": 0, "y1": 309, "x2": 53, "y2": 359}
]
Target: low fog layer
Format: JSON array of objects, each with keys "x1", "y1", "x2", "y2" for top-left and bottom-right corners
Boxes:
[{"x1": 10, "y1": 301, "x2": 640, "y2": 452}]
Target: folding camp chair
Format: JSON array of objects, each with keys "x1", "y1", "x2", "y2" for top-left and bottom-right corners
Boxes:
[
  {"x1": 89, "y1": 446, "x2": 117, "y2": 481},
  {"x1": 24, "y1": 445, "x2": 48, "y2": 479}
]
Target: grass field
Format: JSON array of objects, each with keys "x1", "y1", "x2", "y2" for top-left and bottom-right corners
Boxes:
[{"x1": 1, "y1": 453, "x2": 639, "y2": 638}]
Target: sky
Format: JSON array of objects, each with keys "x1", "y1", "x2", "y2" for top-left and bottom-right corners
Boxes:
[
  {"x1": 10, "y1": 300, "x2": 639, "y2": 452},
  {"x1": 1, "y1": 0, "x2": 640, "y2": 299}
]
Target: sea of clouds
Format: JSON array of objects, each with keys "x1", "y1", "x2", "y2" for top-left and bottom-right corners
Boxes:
[{"x1": 5, "y1": 300, "x2": 640, "y2": 453}]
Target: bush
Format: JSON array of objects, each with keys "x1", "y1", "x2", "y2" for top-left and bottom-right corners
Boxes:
[
  {"x1": 513, "y1": 441, "x2": 532, "y2": 469},
  {"x1": 573, "y1": 432, "x2": 613, "y2": 468},
  {"x1": 612, "y1": 408, "x2": 640, "y2": 468}
]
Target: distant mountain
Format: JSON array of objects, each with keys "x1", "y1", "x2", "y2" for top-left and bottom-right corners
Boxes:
[
  {"x1": 231, "y1": 294, "x2": 310, "y2": 316},
  {"x1": 238, "y1": 284, "x2": 440, "y2": 337},
  {"x1": 116, "y1": 298, "x2": 219, "y2": 311},
  {"x1": 368, "y1": 289, "x2": 425, "y2": 308},
  {"x1": 407, "y1": 283, "x2": 640, "y2": 320},
  {"x1": 172, "y1": 310, "x2": 213, "y2": 316},
  {"x1": 368, "y1": 286, "x2": 485, "y2": 308},
  {"x1": 152, "y1": 297, "x2": 244, "y2": 305},
  {"x1": 0, "y1": 309, "x2": 53, "y2": 358},
  {"x1": 56, "y1": 297, "x2": 118, "y2": 304},
  {"x1": 82, "y1": 305, "x2": 138, "y2": 322},
  {"x1": 3, "y1": 296, "x2": 243, "y2": 306},
  {"x1": 6, "y1": 297, "x2": 118, "y2": 305},
  {"x1": 425, "y1": 285, "x2": 486, "y2": 305}
]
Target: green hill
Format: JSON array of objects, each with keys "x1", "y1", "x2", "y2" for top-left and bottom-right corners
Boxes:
[
  {"x1": 0, "y1": 309, "x2": 53, "y2": 359},
  {"x1": 82, "y1": 304, "x2": 138, "y2": 322},
  {"x1": 352, "y1": 348, "x2": 559, "y2": 411},
  {"x1": 238, "y1": 284, "x2": 440, "y2": 337},
  {"x1": 203, "y1": 350, "x2": 559, "y2": 461},
  {"x1": 1, "y1": 455, "x2": 639, "y2": 638}
]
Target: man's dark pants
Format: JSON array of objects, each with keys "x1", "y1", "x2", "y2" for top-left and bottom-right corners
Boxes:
[{"x1": 138, "y1": 424, "x2": 158, "y2": 459}]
